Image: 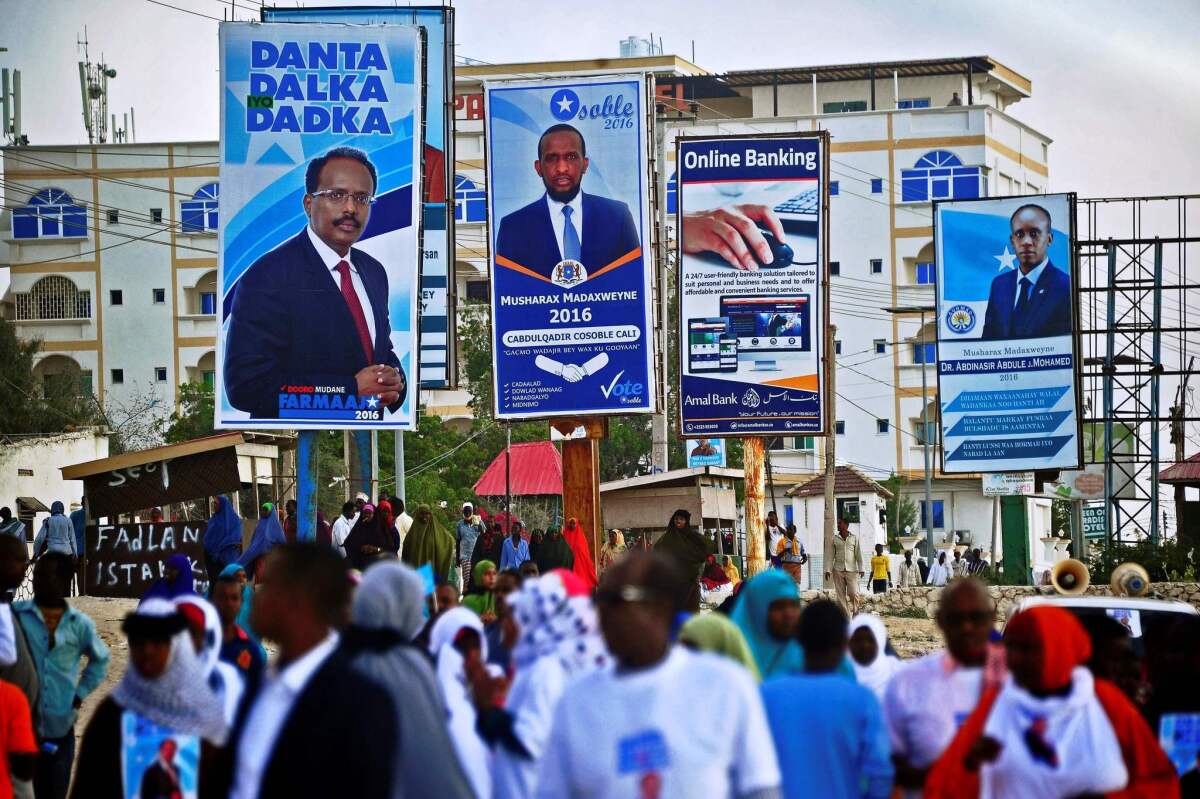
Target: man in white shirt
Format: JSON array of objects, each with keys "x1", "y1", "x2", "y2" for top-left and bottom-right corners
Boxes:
[
  {"x1": 226, "y1": 544, "x2": 396, "y2": 799},
  {"x1": 330, "y1": 501, "x2": 356, "y2": 558},
  {"x1": 765, "y1": 511, "x2": 785, "y2": 567},
  {"x1": 536, "y1": 552, "x2": 781, "y2": 799},
  {"x1": 393, "y1": 497, "x2": 414, "y2": 556},
  {"x1": 883, "y1": 578, "x2": 1001, "y2": 797}
]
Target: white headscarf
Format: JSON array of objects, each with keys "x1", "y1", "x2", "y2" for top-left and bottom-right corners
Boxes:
[
  {"x1": 174, "y1": 595, "x2": 244, "y2": 727},
  {"x1": 848, "y1": 613, "x2": 902, "y2": 702},
  {"x1": 428, "y1": 607, "x2": 493, "y2": 799},
  {"x1": 510, "y1": 570, "x2": 609, "y2": 677},
  {"x1": 927, "y1": 550, "x2": 951, "y2": 585}
]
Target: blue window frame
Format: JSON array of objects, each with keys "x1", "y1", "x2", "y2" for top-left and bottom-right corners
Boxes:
[
  {"x1": 830, "y1": 181, "x2": 839, "y2": 196},
  {"x1": 874, "y1": 339, "x2": 886, "y2": 354},
  {"x1": 913, "y1": 342, "x2": 936, "y2": 364},
  {"x1": 666, "y1": 170, "x2": 677, "y2": 215},
  {"x1": 830, "y1": 261, "x2": 840, "y2": 276},
  {"x1": 181, "y1": 183, "x2": 219, "y2": 233},
  {"x1": 901, "y1": 151, "x2": 983, "y2": 202},
  {"x1": 898, "y1": 98, "x2": 932, "y2": 109},
  {"x1": 200, "y1": 292, "x2": 217, "y2": 315},
  {"x1": 454, "y1": 174, "x2": 487, "y2": 223},
  {"x1": 13, "y1": 188, "x2": 87, "y2": 240},
  {"x1": 835, "y1": 420, "x2": 845, "y2": 435},
  {"x1": 870, "y1": 178, "x2": 883, "y2": 193},
  {"x1": 915, "y1": 262, "x2": 936, "y2": 284},
  {"x1": 919, "y1": 499, "x2": 945, "y2": 530}
]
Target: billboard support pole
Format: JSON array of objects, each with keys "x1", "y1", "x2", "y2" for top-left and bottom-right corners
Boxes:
[
  {"x1": 1070, "y1": 498, "x2": 1084, "y2": 560},
  {"x1": 296, "y1": 431, "x2": 317, "y2": 542},
  {"x1": 823, "y1": 324, "x2": 837, "y2": 590},
  {"x1": 744, "y1": 437, "x2": 767, "y2": 578},
  {"x1": 920, "y1": 309, "x2": 935, "y2": 557},
  {"x1": 555, "y1": 418, "x2": 606, "y2": 572},
  {"x1": 347, "y1": 431, "x2": 373, "y2": 502},
  {"x1": 766, "y1": 439, "x2": 779, "y2": 520}
]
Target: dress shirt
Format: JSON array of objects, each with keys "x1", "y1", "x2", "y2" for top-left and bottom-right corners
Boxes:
[
  {"x1": 1011, "y1": 258, "x2": 1047, "y2": 308},
  {"x1": 829, "y1": 533, "x2": 863, "y2": 572},
  {"x1": 0, "y1": 605, "x2": 15, "y2": 667},
  {"x1": 232, "y1": 631, "x2": 340, "y2": 799},
  {"x1": 330, "y1": 515, "x2": 354, "y2": 557},
  {"x1": 13, "y1": 601, "x2": 109, "y2": 738},
  {"x1": 307, "y1": 225, "x2": 376, "y2": 344},
  {"x1": 546, "y1": 192, "x2": 584, "y2": 261}
]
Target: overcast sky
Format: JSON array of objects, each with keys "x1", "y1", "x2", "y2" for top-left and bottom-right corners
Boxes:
[{"x1": 1, "y1": 0, "x2": 1198, "y2": 197}]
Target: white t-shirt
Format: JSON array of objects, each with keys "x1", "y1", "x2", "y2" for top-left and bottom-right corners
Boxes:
[
  {"x1": 330, "y1": 514, "x2": 355, "y2": 557},
  {"x1": 535, "y1": 647, "x2": 780, "y2": 799},
  {"x1": 494, "y1": 656, "x2": 569, "y2": 799},
  {"x1": 396, "y1": 511, "x2": 413, "y2": 555},
  {"x1": 766, "y1": 525, "x2": 785, "y2": 559},
  {"x1": 884, "y1": 650, "x2": 984, "y2": 797}
]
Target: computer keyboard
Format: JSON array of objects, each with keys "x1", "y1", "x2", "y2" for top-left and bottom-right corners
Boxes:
[{"x1": 773, "y1": 187, "x2": 819, "y2": 234}]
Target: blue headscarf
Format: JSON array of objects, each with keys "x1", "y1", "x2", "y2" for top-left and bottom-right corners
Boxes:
[
  {"x1": 204, "y1": 496, "x2": 243, "y2": 565},
  {"x1": 218, "y1": 563, "x2": 264, "y2": 657},
  {"x1": 730, "y1": 570, "x2": 806, "y2": 679},
  {"x1": 141, "y1": 554, "x2": 196, "y2": 603},
  {"x1": 238, "y1": 504, "x2": 286, "y2": 573}
]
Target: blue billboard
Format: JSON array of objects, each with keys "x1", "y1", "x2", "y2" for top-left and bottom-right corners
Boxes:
[
  {"x1": 676, "y1": 134, "x2": 827, "y2": 437},
  {"x1": 264, "y1": 6, "x2": 455, "y2": 389},
  {"x1": 485, "y1": 76, "x2": 655, "y2": 419},
  {"x1": 216, "y1": 22, "x2": 423, "y2": 430},
  {"x1": 685, "y1": 437, "x2": 727, "y2": 468},
  {"x1": 935, "y1": 193, "x2": 1082, "y2": 472}
]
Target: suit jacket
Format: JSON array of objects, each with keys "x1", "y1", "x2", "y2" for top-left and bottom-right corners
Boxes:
[
  {"x1": 495, "y1": 191, "x2": 640, "y2": 279},
  {"x1": 980, "y1": 261, "x2": 1072, "y2": 340},
  {"x1": 216, "y1": 646, "x2": 398, "y2": 799},
  {"x1": 139, "y1": 760, "x2": 182, "y2": 799},
  {"x1": 223, "y1": 230, "x2": 407, "y2": 418}
]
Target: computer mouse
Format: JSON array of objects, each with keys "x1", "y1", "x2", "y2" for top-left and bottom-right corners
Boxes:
[{"x1": 757, "y1": 227, "x2": 794, "y2": 268}]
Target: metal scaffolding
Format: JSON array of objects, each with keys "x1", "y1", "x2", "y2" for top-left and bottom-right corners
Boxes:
[{"x1": 1077, "y1": 196, "x2": 1200, "y2": 547}]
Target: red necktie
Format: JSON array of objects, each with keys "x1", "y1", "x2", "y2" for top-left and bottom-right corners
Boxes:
[{"x1": 335, "y1": 260, "x2": 375, "y2": 363}]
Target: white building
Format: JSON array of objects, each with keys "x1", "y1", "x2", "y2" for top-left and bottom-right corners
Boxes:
[{"x1": 0, "y1": 429, "x2": 109, "y2": 532}]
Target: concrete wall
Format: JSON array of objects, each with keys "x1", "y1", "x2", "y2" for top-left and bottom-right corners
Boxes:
[{"x1": 0, "y1": 429, "x2": 109, "y2": 529}]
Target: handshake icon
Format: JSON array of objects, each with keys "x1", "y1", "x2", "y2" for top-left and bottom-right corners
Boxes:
[{"x1": 535, "y1": 353, "x2": 610, "y2": 383}]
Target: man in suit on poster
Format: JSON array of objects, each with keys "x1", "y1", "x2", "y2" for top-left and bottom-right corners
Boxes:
[
  {"x1": 223, "y1": 146, "x2": 407, "y2": 419},
  {"x1": 495, "y1": 124, "x2": 640, "y2": 280},
  {"x1": 980, "y1": 203, "x2": 1072, "y2": 341}
]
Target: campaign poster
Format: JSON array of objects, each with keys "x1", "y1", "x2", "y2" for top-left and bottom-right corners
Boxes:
[
  {"x1": 485, "y1": 75, "x2": 655, "y2": 419},
  {"x1": 935, "y1": 193, "x2": 1082, "y2": 472},
  {"x1": 216, "y1": 22, "x2": 423, "y2": 430},
  {"x1": 685, "y1": 437, "x2": 727, "y2": 468},
  {"x1": 120, "y1": 711, "x2": 200, "y2": 799},
  {"x1": 264, "y1": 7, "x2": 456, "y2": 389},
  {"x1": 676, "y1": 133, "x2": 827, "y2": 437}
]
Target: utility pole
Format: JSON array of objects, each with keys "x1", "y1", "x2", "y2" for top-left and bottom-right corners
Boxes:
[
  {"x1": 1170, "y1": 356, "x2": 1195, "y2": 518},
  {"x1": 822, "y1": 324, "x2": 837, "y2": 589}
]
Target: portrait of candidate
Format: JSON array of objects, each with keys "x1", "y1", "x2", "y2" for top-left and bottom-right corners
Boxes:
[
  {"x1": 979, "y1": 203, "x2": 1072, "y2": 341},
  {"x1": 494, "y1": 123, "x2": 640, "y2": 279},
  {"x1": 223, "y1": 146, "x2": 407, "y2": 418}
]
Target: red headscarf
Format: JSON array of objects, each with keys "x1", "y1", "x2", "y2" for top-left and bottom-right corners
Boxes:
[
  {"x1": 1005, "y1": 605, "x2": 1092, "y2": 694},
  {"x1": 377, "y1": 500, "x2": 395, "y2": 532},
  {"x1": 562, "y1": 517, "x2": 598, "y2": 590}
]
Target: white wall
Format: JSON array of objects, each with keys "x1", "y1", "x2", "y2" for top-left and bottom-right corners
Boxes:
[{"x1": 0, "y1": 430, "x2": 109, "y2": 529}]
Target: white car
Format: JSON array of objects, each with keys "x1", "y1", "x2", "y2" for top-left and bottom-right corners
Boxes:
[{"x1": 1008, "y1": 595, "x2": 1197, "y2": 654}]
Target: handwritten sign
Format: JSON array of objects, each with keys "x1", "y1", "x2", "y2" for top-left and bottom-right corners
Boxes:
[
  {"x1": 83, "y1": 448, "x2": 239, "y2": 517},
  {"x1": 86, "y1": 522, "x2": 209, "y2": 598}
]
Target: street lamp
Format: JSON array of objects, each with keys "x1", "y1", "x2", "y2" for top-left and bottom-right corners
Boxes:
[{"x1": 884, "y1": 304, "x2": 937, "y2": 559}]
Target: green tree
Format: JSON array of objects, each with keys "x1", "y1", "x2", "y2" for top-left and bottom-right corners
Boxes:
[
  {"x1": 0, "y1": 318, "x2": 99, "y2": 435},
  {"x1": 162, "y1": 382, "x2": 215, "y2": 443},
  {"x1": 881, "y1": 473, "x2": 919, "y2": 550}
]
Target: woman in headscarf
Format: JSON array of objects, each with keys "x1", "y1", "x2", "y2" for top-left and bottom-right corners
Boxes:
[
  {"x1": 653, "y1": 509, "x2": 714, "y2": 613},
  {"x1": 848, "y1": 614, "x2": 902, "y2": 702},
  {"x1": 475, "y1": 570, "x2": 609, "y2": 799},
  {"x1": 598, "y1": 529, "x2": 626, "y2": 576},
  {"x1": 527, "y1": 528, "x2": 544, "y2": 564},
  {"x1": 699, "y1": 554, "x2": 735, "y2": 608},
  {"x1": 402, "y1": 505, "x2": 457, "y2": 584},
  {"x1": 343, "y1": 561, "x2": 476, "y2": 799},
  {"x1": 34, "y1": 500, "x2": 77, "y2": 559},
  {"x1": 722, "y1": 555, "x2": 742, "y2": 586},
  {"x1": 174, "y1": 595, "x2": 244, "y2": 727},
  {"x1": 343, "y1": 504, "x2": 391, "y2": 571},
  {"x1": 926, "y1": 550, "x2": 951, "y2": 586},
  {"x1": 141, "y1": 554, "x2": 196, "y2": 603},
  {"x1": 927, "y1": 605, "x2": 1178, "y2": 799},
  {"x1": 71, "y1": 599, "x2": 227, "y2": 799},
  {"x1": 314, "y1": 511, "x2": 333, "y2": 548},
  {"x1": 428, "y1": 607, "x2": 496, "y2": 799},
  {"x1": 679, "y1": 613, "x2": 761, "y2": 681},
  {"x1": 470, "y1": 523, "x2": 505, "y2": 593},
  {"x1": 238, "y1": 502, "x2": 286, "y2": 581},
  {"x1": 534, "y1": 524, "x2": 574, "y2": 575},
  {"x1": 561, "y1": 518, "x2": 597, "y2": 591},
  {"x1": 463, "y1": 560, "x2": 498, "y2": 624},
  {"x1": 730, "y1": 569, "x2": 805, "y2": 679},
  {"x1": 202, "y1": 495, "x2": 242, "y2": 584}
]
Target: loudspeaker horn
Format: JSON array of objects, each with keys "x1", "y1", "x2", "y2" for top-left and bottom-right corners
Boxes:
[
  {"x1": 1051, "y1": 558, "x2": 1090, "y2": 596},
  {"x1": 1111, "y1": 562, "x2": 1150, "y2": 597}
]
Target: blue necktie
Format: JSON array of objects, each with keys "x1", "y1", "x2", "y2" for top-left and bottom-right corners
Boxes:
[
  {"x1": 1012, "y1": 276, "x2": 1033, "y2": 333},
  {"x1": 561, "y1": 205, "x2": 581, "y2": 261}
]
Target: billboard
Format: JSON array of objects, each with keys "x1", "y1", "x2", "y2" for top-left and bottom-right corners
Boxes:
[
  {"x1": 676, "y1": 133, "x2": 827, "y2": 437},
  {"x1": 485, "y1": 75, "x2": 656, "y2": 419},
  {"x1": 216, "y1": 22, "x2": 423, "y2": 430},
  {"x1": 264, "y1": 6, "x2": 456, "y2": 389},
  {"x1": 685, "y1": 437, "x2": 727, "y2": 468},
  {"x1": 935, "y1": 193, "x2": 1081, "y2": 472}
]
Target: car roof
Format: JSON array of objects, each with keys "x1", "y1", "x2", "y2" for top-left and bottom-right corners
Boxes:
[{"x1": 1011, "y1": 595, "x2": 1198, "y2": 615}]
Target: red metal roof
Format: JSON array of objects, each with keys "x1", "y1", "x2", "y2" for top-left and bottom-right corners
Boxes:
[
  {"x1": 474, "y1": 441, "x2": 563, "y2": 497},
  {"x1": 1159, "y1": 452, "x2": 1200, "y2": 485}
]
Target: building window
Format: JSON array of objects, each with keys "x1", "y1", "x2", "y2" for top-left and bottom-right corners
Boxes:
[
  {"x1": 665, "y1": 170, "x2": 677, "y2": 215},
  {"x1": 152, "y1": 288, "x2": 166, "y2": 304},
  {"x1": 874, "y1": 339, "x2": 886, "y2": 354},
  {"x1": 912, "y1": 341, "x2": 937, "y2": 364},
  {"x1": 14, "y1": 276, "x2": 91, "y2": 321},
  {"x1": 106, "y1": 209, "x2": 119, "y2": 224},
  {"x1": 913, "y1": 417, "x2": 938, "y2": 446},
  {"x1": 200, "y1": 292, "x2": 216, "y2": 315},
  {"x1": 870, "y1": 178, "x2": 883, "y2": 193},
  {"x1": 915, "y1": 262, "x2": 936, "y2": 284},
  {"x1": 150, "y1": 208, "x2": 163, "y2": 223},
  {"x1": 830, "y1": 261, "x2": 840, "y2": 276},
  {"x1": 796, "y1": 436, "x2": 815, "y2": 451},
  {"x1": 155, "y1": 367, "x2": 168, "y2": 382},
  {"x1": 870, "y1": 258, "x2": 883, "y2": 274},
  {"x1": 835, "y1": 420, "x2": 845, "y2": 435},
  {"x1": 823, "y1": 100, "x2": 868, "y2": 114},
  {"x1": 110, "y1": 289, "x2": 123, "y2": 306},
  {"x1": 111, "y1": 369, "x2": 124, "y2": 385},
  {"x1": 877, "y1": 419, "x2": 890, "y2": 434},
  {"x1": 454, "y1": 174, "x2": 487, "y2": 223},
  {"x1": 898, "y1": 98, "x2": 932, "y2": 109},
  {"x1": 829, "y1": 181, "x2": 839, "y2": 196},
  {"x1": 465, "y1": 280, "x2": 489, "y2": 303},
  {"x1": 901, "y1": 150, "x2": 983, "y2": 202},
  {"x1": 919, "y1": 499, "x2": 945, "y2": 530},
  {"x1": 202, "y1": 370, "x2": 215, "y2": 390},
  {"x1": 180, "y1": 182, "x2": 219, "y2": 233},
  {"x1": 12, "y1": 188, "x2": 88, "y2": 240},
  {"x1": 768, "y1": 437, "x2": 788, "y2": 451},
  {"x1": 834, "y1": 340, "x2": 842, "y2": 355}
]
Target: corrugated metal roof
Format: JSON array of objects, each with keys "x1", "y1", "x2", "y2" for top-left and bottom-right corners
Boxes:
[
  {"x1": 1159, "y1": 452, "x2": 1200, "y2": 485},
  {"x1": 474, "y1": 441, "x2": 563, "y2": 497}
]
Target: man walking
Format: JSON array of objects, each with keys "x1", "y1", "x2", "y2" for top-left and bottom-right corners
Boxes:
[
  {"x1": 765, "y1": 511, "x2": 785, "y2": 569},
  {"x1": 456, "y1": 503, "x2": 483, "y2": 592},
  {"x1": 897, "y1": 551, "x2": 920, "y2": 588},
  {"x1": 331, "y1": 501, "x2": 356, "y2": 558},
  {"x1": 14, "y1": 553, "x2": 109, "y2": 799},
  {"x1": 825, "y1": 518, "x2": 863, "y2": 616}
]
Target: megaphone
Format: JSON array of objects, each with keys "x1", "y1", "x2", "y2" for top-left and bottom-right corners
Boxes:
[
  {"x1": 1111, "y1": 562, "x2": 1150, "y2": 597},
  {"x1": 1051, "y1": 558, "x2": 1091, "y2": 595}
]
